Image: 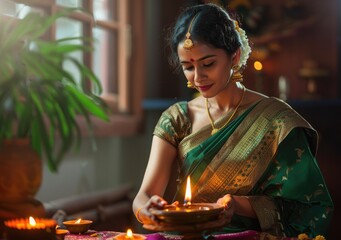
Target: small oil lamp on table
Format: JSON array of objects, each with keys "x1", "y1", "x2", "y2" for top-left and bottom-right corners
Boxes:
[
  {"x1": 114, "y1": 228, "x2": 146, "y2": 240},
  {"x1": 56, "y1": 225, "x2": 69, "y2": 240},
  {"x1": 63, "y1": 218, "x2": 92, "y2": 234},
  {"x1": 4, "y1": 216, "x2": 57, "y2": 240},
  {"x1": 143, "y1": 177, "x2": 226, "y2": 239}
]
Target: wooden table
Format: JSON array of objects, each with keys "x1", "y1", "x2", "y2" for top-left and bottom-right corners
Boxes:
[{"x1": 63, "y1": 230, "x2": 301, "y2": 240}]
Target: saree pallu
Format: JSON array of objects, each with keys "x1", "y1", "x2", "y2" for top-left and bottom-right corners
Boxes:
[{"x1": 153, "y1": 97, "x2": 333, "y2": 238}]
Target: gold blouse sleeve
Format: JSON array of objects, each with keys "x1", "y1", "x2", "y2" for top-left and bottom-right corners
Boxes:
[{"x1": 153, "y1": 102, "x2": 191, "y2": 147}]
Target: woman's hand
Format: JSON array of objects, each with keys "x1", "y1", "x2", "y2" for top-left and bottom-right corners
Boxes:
[
  {"x1": 216, "y1": 194, "x2": 235, "y2": 223},
  {"x1": 217, "y1": 194, "x2": 257, "y2": 219},
  {"x1": 137, "y1": 195, "x2": 168, "y2": 225}
]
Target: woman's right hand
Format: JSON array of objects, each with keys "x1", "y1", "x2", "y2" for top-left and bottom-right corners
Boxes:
[{"x1": 136, "y1": 195, "x2": 168, "y2": 225}]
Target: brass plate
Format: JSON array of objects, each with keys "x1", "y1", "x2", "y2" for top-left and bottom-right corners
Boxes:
[{"x1": 149, "y1": 203, "x2": 224, "y2": 224}]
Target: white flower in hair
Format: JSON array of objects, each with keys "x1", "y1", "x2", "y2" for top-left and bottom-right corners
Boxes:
[{"x1": 234, "y1": 21, "x2": 251, "y2": 68}]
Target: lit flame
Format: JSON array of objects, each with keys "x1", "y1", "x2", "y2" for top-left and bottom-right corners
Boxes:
[
  {"x1": 29, "y1": 217, "x2": 36, "y2": 226},
  {"x1": 127, "y1": 228, "x2": 133, "y2": 237},
  {"x1": 184, "y1": 176, "x2": 192, "y2": 206},
  {"x1": 75, "y1": 218, "x2": 82, "y2": 224}
]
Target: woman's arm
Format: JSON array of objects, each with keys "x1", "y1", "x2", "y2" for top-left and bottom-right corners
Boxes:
[
  {"x1": 132, "y1": 136, "x2": 178, "y2": 224},
  {"x1": 217, "y1": 194, "x2": 257, "y2": 218}
]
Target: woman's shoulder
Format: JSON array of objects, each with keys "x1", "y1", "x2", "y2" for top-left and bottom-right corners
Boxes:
[
  {"x1": 243, "y1": 89, "x2": 293, "y2": 109},
  {"x1": 155, "y1": 101, "x2": 192, "y2": 145},
  {"x1": 241, "y1": 88, "x2": 268, "y2": 108},
  {"x1": 164, "y1": 101, "x2": 189, "y2": 116},
  {"x1": 159, "y1": 101, "x2": 192, "y2": 126}
]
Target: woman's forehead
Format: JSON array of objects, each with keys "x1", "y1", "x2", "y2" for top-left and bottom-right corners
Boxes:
[{"x1": 177, "y1": 41, "x2": 226, "y2": 62}]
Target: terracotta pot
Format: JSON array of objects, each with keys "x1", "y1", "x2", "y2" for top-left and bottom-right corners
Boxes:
[
  {"x1": 0, "y1": 139, "x2": 46, "y2": 238},
  {"x1": 0, "y1": 139, "x2": 42, "y2": 200}
]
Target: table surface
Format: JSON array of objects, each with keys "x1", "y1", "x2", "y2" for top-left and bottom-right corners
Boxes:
[{"x1": 63, "y1": 230, "x2": 301, "y2": 240}]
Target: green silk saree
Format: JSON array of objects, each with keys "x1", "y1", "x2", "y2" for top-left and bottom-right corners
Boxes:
[{"x1": 153, "y1": 97, "x2": 333, "y2": 238}]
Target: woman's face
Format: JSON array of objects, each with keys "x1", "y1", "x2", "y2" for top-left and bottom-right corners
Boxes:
[{"x1": 177, "y1": 41, "x2": 234, "y2": 98}]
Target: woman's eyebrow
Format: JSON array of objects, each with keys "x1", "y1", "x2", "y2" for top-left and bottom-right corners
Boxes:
[{"x1": 180, "y1": 54, "x2": 216, "y2": 64}]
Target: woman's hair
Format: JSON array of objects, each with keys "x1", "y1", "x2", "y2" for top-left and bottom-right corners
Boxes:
[{"x1": 167, "y1": 3, "x2": 251, "y2": 71}]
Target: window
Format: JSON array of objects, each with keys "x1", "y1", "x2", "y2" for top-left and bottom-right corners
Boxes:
[{"x1": 1, "y1": 0, "x2": 146, "y2": 135}]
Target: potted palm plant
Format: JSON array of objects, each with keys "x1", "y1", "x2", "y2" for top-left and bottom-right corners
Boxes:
[{"x1": 0, "y1": 7, "x2": 109, "y2": 220}]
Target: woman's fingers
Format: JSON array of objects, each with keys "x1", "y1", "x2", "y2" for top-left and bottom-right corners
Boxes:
[
  {"x1": 138, "y1": 195, "x2": 168, "y2": 225},
  {"x1": 139, "y1": 207, "x2": 159, "y2": 225},
  {"x1": 217, "y1": 194, "x2": 235, "y2": 223},
  {"x1": 217, "y1": 194, "x2": 232, "y2": 208},
  {"x1": 150, "y1": 195, "x2": 167, "y2": 208},
  {"x1": 170, "y1": 201, "x2": 179, "y2": 206}
]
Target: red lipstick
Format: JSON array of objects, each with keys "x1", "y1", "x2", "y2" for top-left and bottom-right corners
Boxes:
[{"x1": 198, "y1": 84, "x2": 213, "y2": 92}]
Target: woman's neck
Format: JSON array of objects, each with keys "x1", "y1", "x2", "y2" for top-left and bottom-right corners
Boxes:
[{"x1": 208, "y1": 82, "x2": 245, "y2": 112}]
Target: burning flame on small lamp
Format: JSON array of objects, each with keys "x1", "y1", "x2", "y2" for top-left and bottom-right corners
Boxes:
[
  {"x1": 184, "y1": 176, "x2": 192, "y2": 207},
  {"x1": 126, "y1": 229, "x2": 133, "y2": 238},
  {"x1": 75, "y1": 218, "x2": 82, "y2": 224},
  {"x1": 114, "y1": 228, "x2": 146, "y2": 239},
  {"x1": 28, "y1": 217, "x2": 36, "y2": 227},
  {"x1": 4, "y1": 216, "x2": 56, "y2": 230}
]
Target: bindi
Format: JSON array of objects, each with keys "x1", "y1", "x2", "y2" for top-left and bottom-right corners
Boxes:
[{"x1": 190, "y1": 58, "x2": 195, "y2": 62}]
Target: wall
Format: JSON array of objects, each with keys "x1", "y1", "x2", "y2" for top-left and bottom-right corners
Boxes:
[
  {"x1": 230, "y1": 0, "x2": 339, "y2": 100},
  {"x1": 37, "y1": 137, "x2": 123, "y2": 202},
  {"x1": 36, "y1": 109, "x2": 163, "y2": 202}
]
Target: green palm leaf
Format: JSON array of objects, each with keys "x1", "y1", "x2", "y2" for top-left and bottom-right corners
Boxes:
[{"x1": 0, "y1": 7, "x2": 109, "y2": 172}]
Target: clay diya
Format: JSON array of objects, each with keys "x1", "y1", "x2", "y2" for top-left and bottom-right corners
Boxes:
[
  {"x1": 4, "y1": 216, "x2": 57, "y2": 240},
  {"x1": 55, "y1": 227, "x2": 69, "y2": 240},
  {"x1": 62, "y1": 219, "x2": 92, "y2": 234},
  {"x1": 114, "y1": 228, "x2": 146, "y2": 239}
]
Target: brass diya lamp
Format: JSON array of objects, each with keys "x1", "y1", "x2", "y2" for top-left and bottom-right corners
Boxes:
[
  {"x1": 55, "y1": 226, "x2": 69, "y2": 240},
  {"x1": 114, "y1": 228, "x2": 146, "y2": 240},
  {"x1": 144, "y1": 177, "x2": 226, "y2": 238},
  {"x1": 63, "y1": 218, "x2": 92, "y2": 234},
  {"x1": 4, "y1": 216, "x2": 57, "y2": 240}
]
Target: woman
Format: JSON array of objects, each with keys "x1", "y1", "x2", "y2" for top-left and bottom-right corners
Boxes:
[{"x1": 132, "y1": 3, "x2": 333, "y2": 238}]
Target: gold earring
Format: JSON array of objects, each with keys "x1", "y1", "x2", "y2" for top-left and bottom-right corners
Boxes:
[
  {"x1": 231, "y1": 65, "x2": 243, "y2": 82},
  {"x1": 187, "y1": 81, "x2": 195, "y2": 88}
]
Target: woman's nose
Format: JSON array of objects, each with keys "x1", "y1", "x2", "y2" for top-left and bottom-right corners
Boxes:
[{"x1": 194, "y1": 68, "x2": 205, "y2": 83}]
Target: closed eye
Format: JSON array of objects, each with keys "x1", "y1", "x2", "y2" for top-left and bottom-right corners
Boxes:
[
  {"x1": 182, "y1": 61, "x2": 214, "y2": 71},
  {"x1": 183, "y1": 65, "x2": 194, "y2": 71},
  {"x1": 203, "y1": 62, "x2": 214, "y2": 67}
]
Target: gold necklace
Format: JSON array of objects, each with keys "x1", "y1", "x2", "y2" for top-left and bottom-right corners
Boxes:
[{"x1": 205, "y1": 85, "x2": 246, "y2": 135}]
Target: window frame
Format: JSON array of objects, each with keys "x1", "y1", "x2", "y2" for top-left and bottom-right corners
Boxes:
[{"x1": 8, "y1": 0, "x2": 146, "y2": 136}]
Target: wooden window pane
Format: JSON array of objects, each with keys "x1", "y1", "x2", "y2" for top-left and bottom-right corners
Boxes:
[
  {"x1": 94, "y1": 0, "x2": 118, "y2": 21},
  {"x1": 0, "y1": 1, "x2": 15, "y2": 15},
  {"x1": 93, "y1": 27, "x2": 118, "y2": 95},
  {"x1": 56, "y1": 0, "x2": 82, "y2": 8},
  {"x1": 56, "y1": 17, "x2": 84, "y2": 84},
  {"x1": 93, "y1": 0, "x2": 130, "y2": 113},
  {"x1": 1, "y1": 0, "x2": 145, "y2": 135},
  {"x1": 2, "y1": 3, "x2": 42, "y2": 18}
]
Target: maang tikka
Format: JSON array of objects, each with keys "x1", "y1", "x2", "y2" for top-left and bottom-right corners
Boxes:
[{"x1": 183, "y1": 13, "x2": 199, "y2": 50}]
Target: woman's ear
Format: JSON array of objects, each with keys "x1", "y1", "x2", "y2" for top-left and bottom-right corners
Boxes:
[{"x1": 232, "y1": 48, "x2": 241, "y2": 66}]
